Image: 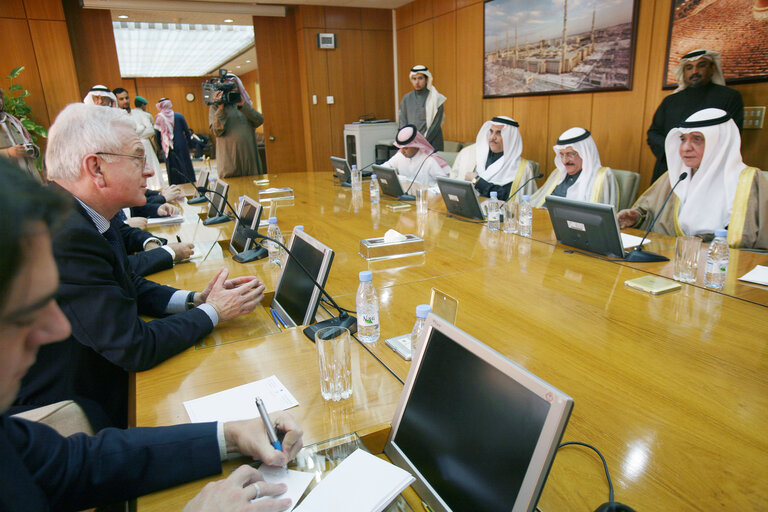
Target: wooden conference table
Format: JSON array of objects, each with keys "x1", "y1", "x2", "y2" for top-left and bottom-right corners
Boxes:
[{"x1": 136, "y1": 173, "x2": 768, "y2": 511}]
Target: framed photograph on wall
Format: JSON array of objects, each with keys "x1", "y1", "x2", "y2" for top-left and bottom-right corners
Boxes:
[
  {"x1": 664, "y1": 0, "x2": 768, "y2": 88},
  {"x1": 483, "y1": 0, "x2": 640, "y2": 98}
]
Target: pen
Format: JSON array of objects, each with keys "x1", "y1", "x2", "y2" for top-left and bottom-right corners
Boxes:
[
  {"x1": 421, "y1": 501, "x2": 434, "y2": 512},
  {"x1": 254, "y1": 397, "x2": 282, "y2": 451},
  {"x1": 176, "y1": 235, "x2": 182, "y2": 243},
  {"x1": 269, "y1": 309, "x2": 282, "y2": 328},
  {"x1": 270, "y1": 308, "x2": 287, "y2": 328}
]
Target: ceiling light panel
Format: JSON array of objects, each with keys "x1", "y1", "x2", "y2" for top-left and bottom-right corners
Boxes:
[{"x1": 113, "y1": 22, "x2": 254, "y2": 77}]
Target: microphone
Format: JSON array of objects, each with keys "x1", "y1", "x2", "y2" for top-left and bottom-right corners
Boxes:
[
  {"x1": 167, "y1": 165, "x2": 207, "y2": 204},
  {"x1": 624, "y1": 171, "x2": 688, "y2": 262},
  {"x1": 197, "y1": 189, "x2": 356, "y2": 337},
  {"x1": 506, "y1": 173, "x2": 544, "y2": 202},
  {"x1": 399, "y1": 150, "x2": 436, "y2": 201},
  {"x1": 341, "y1": 161, "x2": 375, "y2": 188}
]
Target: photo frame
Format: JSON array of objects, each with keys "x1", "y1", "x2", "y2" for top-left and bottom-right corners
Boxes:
[
  {"x1": 483, "y1": 0, "x2": 640, "y2": 98},
  {"x1": 664, "y1": 0, "x2": 768, "y2": 88}
]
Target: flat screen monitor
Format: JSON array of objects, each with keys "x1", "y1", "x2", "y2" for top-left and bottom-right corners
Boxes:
[
  {"x1": 385, "y1": 314, "x2": 573, "y2": 512},
  {"x1": 330, "y1": 156, "x2": 351, "y2": 184},
  {"x1": 436, "y1": 176, "x2": 485, "y2": 220},
  {"x1": 372, "y1": 165, "x2": 405, "y2": 198},
  {"x1": 271, "y1": 228, "x2": 334, "y2": 328},
  {"x1": 229, "y1": 196, "x2": 262, "y2": 255},
  {"x1": 195, "y1": 166, "x2": 209, "y2": 192},
  {"x1": 206, "y1": 179, "x2": 229, "y2": 219},
  {"x1": 545, "y1": 195, "x2": 626, "y2": 259}
]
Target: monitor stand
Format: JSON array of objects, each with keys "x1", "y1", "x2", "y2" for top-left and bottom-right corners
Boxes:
[
  {"x1": 203, "y1": 215, "x2": 231, "y2": 226},
  {"x1": 233, "y1": 246, "x2": 268, "y2": 263}
]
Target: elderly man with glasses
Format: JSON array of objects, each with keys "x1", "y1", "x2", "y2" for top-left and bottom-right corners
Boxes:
[{"x1": 12, "y1": 103, "x2": 266, "y2": 430}]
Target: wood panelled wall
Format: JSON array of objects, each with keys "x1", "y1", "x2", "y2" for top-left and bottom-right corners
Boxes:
[
  {"x1": 396, "y1": 0, "x2": 768, "y2": 193},
  {"x1": 0, "y1": 0, "x2": 79, "y2": 131}
]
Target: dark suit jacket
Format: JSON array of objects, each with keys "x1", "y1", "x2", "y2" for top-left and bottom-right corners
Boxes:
[
  {"x1": 117, "y1": 221, "x2": 173, "y2": 276},
  {"x1": 0, "y1": 414, "x2": 220, "y2": 511},
  {"x1": 15, "y1": 198, "x2": 214, "y2": 428},
  {"x1": 130, "y1": 189, "x2": 166, "y2": 217}
]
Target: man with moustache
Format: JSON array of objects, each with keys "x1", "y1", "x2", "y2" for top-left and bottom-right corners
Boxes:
[{"x1": 647, "y1": 49, "x2": 743, "y2": 183}]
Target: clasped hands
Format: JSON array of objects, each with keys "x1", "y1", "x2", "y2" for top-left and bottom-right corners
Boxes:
[{"x1": 196, "y1": 269, "x2": 266, "y2": 321}]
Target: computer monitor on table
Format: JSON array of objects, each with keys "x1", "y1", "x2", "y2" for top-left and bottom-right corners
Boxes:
[
  {"x1": 372, "y1": 165, "x2": 406, "y2": 198},
  {"x1": 545, "y1": 196, "x2": 626, "y2": 259},
  {"x1": 330, "y1": 156, "x2": 351, "y2": 186},
  {"x1": 229, "y1": 196, "x2": 267, "y2": 262},
  {"x1": 188, "y1": 166, "x2": 210, "y2": 204},
  {"x1": 385, "y1": 314, "x2": 573, "y2": 512},
  {"x1": 203, "y1": 179, "x2": 230, "y2": 225},
  {"x1": 271, "y1": 228, "x2": 335, "y2": 328},
  {"x1": 436, "y1": 176, "x2": 486, "y2": 221}
]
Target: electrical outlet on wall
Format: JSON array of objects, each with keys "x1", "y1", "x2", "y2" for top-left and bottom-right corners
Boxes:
[{"x1": 744, "y1": 106, "x2": 765, "y2": 129}]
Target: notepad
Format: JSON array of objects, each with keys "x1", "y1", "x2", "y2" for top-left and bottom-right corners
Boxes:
[
  {"x1": 146, "y1": 214, "x2": 184, "y2": 226},
  {"x1": 252, "y1": 465, "x2": 313, "y2": 511},
  {"x1": 183, "y1": 375, "x2": 299, "y2": 423},
  {"x1": 293, "y1": 449, "x2": 414, "y2": 512},
  {"x1": 739, "y1": 265, "x2": 768, "y2": 286},
  {"x1": 620, "y1": 233, "x2": 651, "y2": 249}
]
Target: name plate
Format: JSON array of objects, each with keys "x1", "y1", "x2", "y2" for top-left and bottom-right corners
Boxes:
[
  {"x1": 359, "y1": 235, "x2": 425, "y2": 261},
  {"x1": 257, "y1": 187, "x2": 294, "y2": 201}
]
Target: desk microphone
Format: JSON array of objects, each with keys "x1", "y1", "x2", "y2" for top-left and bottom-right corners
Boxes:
[
  {"x1": 399, "y1": 150, "x2": 436, "y2": 201},
  {"x1": 198, "y1": 189, "x2": 356, "y2": 338},
  {"x1": 506, "y1": 173, "x2": 544, "y2": 201},
  {"x1": 624, "y1": 171, "x2": 687, "y2": 262}
]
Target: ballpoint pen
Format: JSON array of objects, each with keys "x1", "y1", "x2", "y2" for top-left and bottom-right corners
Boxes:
[
  {"x1": 254, "y1": 397, "x2": 282, "y2": 451},
  {"x1": 269, "y1": 309, "x2": 283, "y2": 328},
  {"x1": 176, "y1": 235, "x2": 182, "y2": 243}
]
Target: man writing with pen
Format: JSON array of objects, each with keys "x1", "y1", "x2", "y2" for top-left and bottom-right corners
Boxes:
[{"x1": 12, "y1": 103, "x2": 267, "y2": 432}]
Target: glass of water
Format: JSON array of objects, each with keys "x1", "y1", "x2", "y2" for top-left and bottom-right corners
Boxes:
[{"x1": 315, "y1": 326, "x2": 352, "y2": 401}]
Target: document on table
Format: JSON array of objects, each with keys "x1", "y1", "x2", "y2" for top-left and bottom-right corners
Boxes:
[
  {"x1": 252, "y1": 465, "x2": 313, "y2": 511},
  {"x1": 183, "y1": 375, "x2": 299, "y2": 423},
  {"x1": 293, "y1": 449, "x2": 415, "y2": 512},
  {"x1": 146, "y1": 214, "x2": 184, "y2": 226},
  {"x1": 739, "y1": 265, "x2": 768, "y2": 286},
  {"x1": 621, "y1": 233, "x2": 651, "y2": 249}
]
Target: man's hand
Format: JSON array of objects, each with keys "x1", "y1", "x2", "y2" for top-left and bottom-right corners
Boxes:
[
  {"x1": 464, "y1": 171, "x2": 474, "y2": 182},
  {"x1": 125, "y1": 217, "x2": 148, "y2": 230},
  {"x1": 199, "y1": 269, "x2": 265, "y2": 321},
  {"x1": 617, "y1": 208, "x2": 640, "y2": 229},
  {"x1": 6, "y1": 145, "x2": 31, "y2": 159},
  {"x1": 223, "y1": 412, "x2": 304, "y2": 466},
  {"x1": 168, "y1": 242, "x2": 195, "y2": 261},
  {"x1": 182, "y1": 465, "x2": 290, "y2": 512},
  {"x1": 157, "y1": 203, "x2": 180, "y2": 217},
  {"x1": 161, "y1": 184, "x2": 184, "y2": 202}
]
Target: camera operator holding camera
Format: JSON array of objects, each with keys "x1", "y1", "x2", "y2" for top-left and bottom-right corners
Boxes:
[
  {"x1": 207, "y1": 72, "x2": 264, "y2": 177},
  {"x1": 0, "y1": 88, "x2": 41, "y2": 182}
]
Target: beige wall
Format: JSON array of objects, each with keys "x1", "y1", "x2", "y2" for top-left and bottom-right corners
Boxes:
[{"x1": 396, "y1": 0, "x2": 768, "y2": 193}]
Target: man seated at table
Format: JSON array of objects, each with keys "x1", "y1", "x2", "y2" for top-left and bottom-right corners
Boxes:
[
  {"x1": 452, "y1": 116, "x2": 538, "y2": 201},
  {"x1": 529, "y1": 127, "x2": 619, "y2": 208},
  {"x1": 618, "y1": 108, "x2": 768, "y2": 249},
  {"x1": 383, "y1": 124, "x2": 450, "y2": 189},
  {"x1": 0, "y1": 162, "x2": 303, "y2": 511},
  {"x1": 116, "y1": 216, "x2": 194, "y2": 277},
  {"x1": 13, "y1": 103, "x2": 266, "y2": 430}
]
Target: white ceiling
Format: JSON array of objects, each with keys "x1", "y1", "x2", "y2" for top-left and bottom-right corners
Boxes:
[{"x1": 95, "y1": 0, "x2": 404, "y2": 77}]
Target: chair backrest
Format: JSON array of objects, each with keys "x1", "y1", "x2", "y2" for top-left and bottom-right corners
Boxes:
[
  {"x1": 437, "y1": 151, "x2": 459, "y2": 168},
  {"x1": 443, "y1": 140, "x2": 463, "y2": 153},
  {"x1": 612, "y1": 169, "x2": 641, "y2": 210}
]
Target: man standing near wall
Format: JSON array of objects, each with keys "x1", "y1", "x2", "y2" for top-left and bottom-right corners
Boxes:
[{"x1": 647, "y1": 49, "x2": 743, "y2": 183}]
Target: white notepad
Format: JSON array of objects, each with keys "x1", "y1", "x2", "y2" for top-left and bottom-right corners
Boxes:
[
  {"x1": 293, "y1": 449, "x2": 414, "y2": 512},
  {"x1": 739, "y1": 265, "x2": 768, "y2": 286},
  {"x1": 183, "y1": 375, "x2": 299, "y2": 423},
  {"x1": 620, "y1": 232, "x2": 651, "y2": 249},
  {"x1": 253, "y1": 465, "x2": 314, "y2": 511}
]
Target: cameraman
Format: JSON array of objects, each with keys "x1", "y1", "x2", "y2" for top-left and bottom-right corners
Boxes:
[
  {"x1": 0, "y1": 88, "x2": 41, "y2": 182},
  {"x1": 208, "y1": 73, "x2": 264, "y2": 177}
]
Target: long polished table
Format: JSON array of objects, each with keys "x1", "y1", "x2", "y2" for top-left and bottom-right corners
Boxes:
[{"x1": 137, "y1": 173, "x2": 768, "y2": 511}]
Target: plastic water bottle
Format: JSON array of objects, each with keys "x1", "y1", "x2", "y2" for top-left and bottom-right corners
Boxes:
[
  {"x1": 518, "y1": 194, "x2": 533, "y2": 237},
  {"x1": 410, "y1": 304, "x2": 432, "y2": 352},
  {"x1": 486, "y1": 191, "x2": 501, "y2": 231},
  {"x1": 265, "y1": 216, "x2": 283, "y2": 265},
  {"x1": 370, "y1": 174, "x2": 380, "y2": 204},
  {"x1": 704, "y1": 229, "x2": 729, "y2": 289},
  {"x1": 351, "y1": 164, "x2": 362, "y2": 190},
  {"x1": 356, "y1": 271, "x2": 379, "y2": 343}
]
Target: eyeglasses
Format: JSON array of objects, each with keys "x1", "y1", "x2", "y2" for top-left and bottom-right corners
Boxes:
[
  {"x1": 96, "y1": 152, "x2": 147, "y2": 169},
  {"x1": 559, "y1": 151, "x2": 579, "y2": 160}
]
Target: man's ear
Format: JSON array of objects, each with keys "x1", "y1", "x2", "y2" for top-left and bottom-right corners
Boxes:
[{"x1": 83, "y1": 154, "x2": 107, "y2": 189}]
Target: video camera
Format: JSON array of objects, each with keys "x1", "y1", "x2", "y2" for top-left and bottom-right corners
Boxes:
[{"x1": 202, "y1": 68, "x2": 241, "y2": 106}]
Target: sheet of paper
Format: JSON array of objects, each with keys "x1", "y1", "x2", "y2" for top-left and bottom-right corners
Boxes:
[
  {"x1": 739, "y1": 265, "x2": 768, "y2": 286},
  {"x1": 293, "y1": 449, "x2": 415, "y2": 512},
  {"x1": 252, "y1": 465, "x2": 314, "y2": 511},
  {"x1": 621, "y1": 233, "x2": 651, "y2": 249},
  {"x1": 146, "y1": 214, "x2": 185, "y2": 226},
  {"x1": 183, "y1": 375, "x2": 298, "y2": 423}
]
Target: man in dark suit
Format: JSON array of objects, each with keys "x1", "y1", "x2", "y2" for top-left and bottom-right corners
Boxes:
[
  {"x1": 0, "y1": 160, "x2": 302, "y2": 511},
  {"x1": 13, "y1": 103, "x2": 265, "y2": 429}
]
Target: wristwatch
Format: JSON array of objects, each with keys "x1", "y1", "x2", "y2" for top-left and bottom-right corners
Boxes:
[{"x1": 185, "y1": 291, "x2": 196, "y2": 310}]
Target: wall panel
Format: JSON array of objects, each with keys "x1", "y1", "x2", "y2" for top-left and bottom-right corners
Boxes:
[
  {"x1": 28, "y1": 20, "x2": 79, "y2": 122},
  {"x1": 396, "y1": 26, "x2": 414, "y2": 109},
  {"x1": 362, "y1": 29, "x2": 395, "y2": 120},
  {"x1": 23, "y1": 0, "x2": 64, "y2": 20},
  {"x1": 0, "y1": 1, "x2": 26, "y2": 19},
  {"x1": 325, "y1": 7, "x2": 361, "y2": 30},
  {"x1": 453, "y1": 2, "x2": 483, "y2": 142},
  {"x1": 301, "y1": 28, "x2": 333, "y2": 172},
  {"x1": 513, "y1": 96, "x2": 551, "y2": 176},
  {"x1": 433, "y1": 11, "x2": 457, "y2": 141},
  {"x1": 411, "y1": 0, "x2": 432, "y2": 25},
  {"x1": 361, "y1": 8, "x2": 391, "y2": 31},
  {"x1": 327, "y1": 29, "x2": 365, "y2": 155},
  {"x1": 411, "y1": 19, "x2": 434, "y2": 70},
  {"x1": 395, "y1": 3, "x2": 413, "y2": 29}
]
